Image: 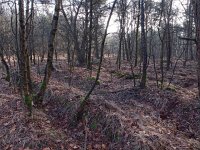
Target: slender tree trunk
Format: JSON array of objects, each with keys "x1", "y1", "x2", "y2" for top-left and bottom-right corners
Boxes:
[
  {"x1": 34, "y1": 0, "x2": 61, "y2": 106},
  {"x1": 166, "y1": 23, "x2": 172, "y2": 70},
  {"x1": 87, "y1": 0, "x2": 93, "y2": 69},
  {"x1": 81, "y1": 0, "x2": 89, "y2": 62},
  {"x1": 18, "y1": 0, "x2": 32, "y2": 115},
  {"x1": 184, "y1": 0, "x2": 193, "y2": 66},
  {"x1": 25, "y1": 0, "x2": 32, "y2": 92},
  {"x1": 160, "y1": 35, "x2": 165, "y2": 89},
  {"x1": 117, "y1": 19, "x2": 122, "y2": 70},
  {"x1": 30, "y1": 0, "x2": 35, "y2": 65},
  {"x1": 41, "y1": 28, "x2": 45, "y2": 62},
  {"x1": 140, "y1": 0, "x2": 147, "y2": 88},
  {"x1": 166, "y1": 0, "x2": 173, "y2": 70},
  {"x1": 148, "y1": 27, "x2": 153, "y2": 65},
  {"x1": 14, "y1": 1, "x2": 20, "y2": 67},
  {"x1": 76, "y1": 0, "x2": 117, "y2": 122},
  {"x1": 158, "y1": 0, "x2": 166, "y2": 89},
  {"x1": 94, "y1": 16, "x2": 99, "y2": 59},
  {"x1": 192, "y1": 0, "x2": 200, "y2": 97},
  {"x1": 134, "y1": 0, "x2": 140, "y2": 67}
]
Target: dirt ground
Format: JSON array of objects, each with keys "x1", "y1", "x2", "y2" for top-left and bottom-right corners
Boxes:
[{"x1": 0, "y1": 58, "x2": 200, "y2": 150}]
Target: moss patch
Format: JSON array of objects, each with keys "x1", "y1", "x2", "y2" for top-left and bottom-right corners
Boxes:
[
  {"x1": 40, "y1": 81, "x2": 47, "y2": 90},
  {"x1": 24, "y1": 94, "x2": 33, "y2": 115},
  {"x1": 87, "y1": 77, "x2": 100, "y2": 85}
]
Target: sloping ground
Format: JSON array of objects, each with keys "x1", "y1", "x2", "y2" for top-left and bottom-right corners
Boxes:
[
  {"x1": 0, "y1": 59, "x2": 200, "y2": 149},
  {"x1": 0, "y1": 68, "x2": 109, "y2": 149},
  {"x1": 91, "y1": 88, "x2": 200, "y2": 149},
  {"x1": 0, "y1": 79, "x2": 71, "y2": 149}
]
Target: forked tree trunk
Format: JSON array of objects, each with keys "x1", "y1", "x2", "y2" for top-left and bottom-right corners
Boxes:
[
  {"x1": 34, "y1": 0, "x2": 61, "y2": 106},
  {"x1": 18, "y1": 0, "x2": 32, "y2": 115},
  {"x1": 62, "y1": 0, "x2": 84, "y2": 66}
]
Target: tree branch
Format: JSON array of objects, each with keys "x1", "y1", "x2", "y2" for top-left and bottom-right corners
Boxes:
[{"x1": 178, "y1": 36, "x2": 197, "y2": 44}]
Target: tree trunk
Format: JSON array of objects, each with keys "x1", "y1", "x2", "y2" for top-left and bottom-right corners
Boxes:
[
  {"x1": 192, "y1": 0, "x2": 200, "y2": 97},
  {"x1": 94, "y1": 16, "x2": 99, "y2": 59},
  {"x1": 184, "y1": 0, "x2": 193, "y2": 66},
  {"x1": 25, "y1": 0, "x2": 32, "y2": 92},
  {"x1": 158, "y1": 0, "x2": 166, "y2": 89},
  {"x1": 18, "y1": 0, "x2": 32, "y2": 115},
  {"x1": 117, "y1": 18, "x2": 122, "y2": 70},
  {"x1": 140, "y1": 0, "x2": 147, "y2": 88},
  {"x1": 134, "y1": 0, "x2": 140, "y2": 67},
  {"x1": 61, "y1": 0, "x2": 84, "y2": 66},
  {"x1": 87, "y1": 0, "x2": 93, "y2": 69},
  {"x1": 34, "y1": 0, "x2": 61, "y2": 106},
  {"x1": 166, "y1": 0, "x2": 173, "y2": 70},
  {"x1": 76, "y1": 0, "x2": 117, "y2": 122}
]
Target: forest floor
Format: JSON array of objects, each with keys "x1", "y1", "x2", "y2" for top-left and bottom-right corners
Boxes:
[{"x1": 0, "y1": 57, "x2": 200, "y2": 150}]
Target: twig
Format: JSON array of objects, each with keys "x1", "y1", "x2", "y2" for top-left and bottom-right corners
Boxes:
[
  {"x1": 84, "y1": 116, "x2": 88, "y2": 150},
  {"x1": 152, "y1": 54, "x2": 159, "y2": 88},
  {"x1": 167, "y1": 48, "x2": 186, "y2": 88}
]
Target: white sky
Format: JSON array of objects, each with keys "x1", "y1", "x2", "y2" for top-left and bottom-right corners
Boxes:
[
  {"x1": 0, "y1": 0, "x2": 187, "y2": 33},
  {"x1": 107, "y1": 0, "x2": 186, "y2": 33}
]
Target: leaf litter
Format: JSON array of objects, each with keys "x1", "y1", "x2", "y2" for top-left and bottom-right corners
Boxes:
[{"x1": 0, "y1": 59, "x2": 200, "y2": 149}]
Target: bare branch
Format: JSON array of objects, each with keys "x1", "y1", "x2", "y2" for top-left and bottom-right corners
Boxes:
[{"x1": 178, "y1": 36, "x2": 197, "y2": 44}]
